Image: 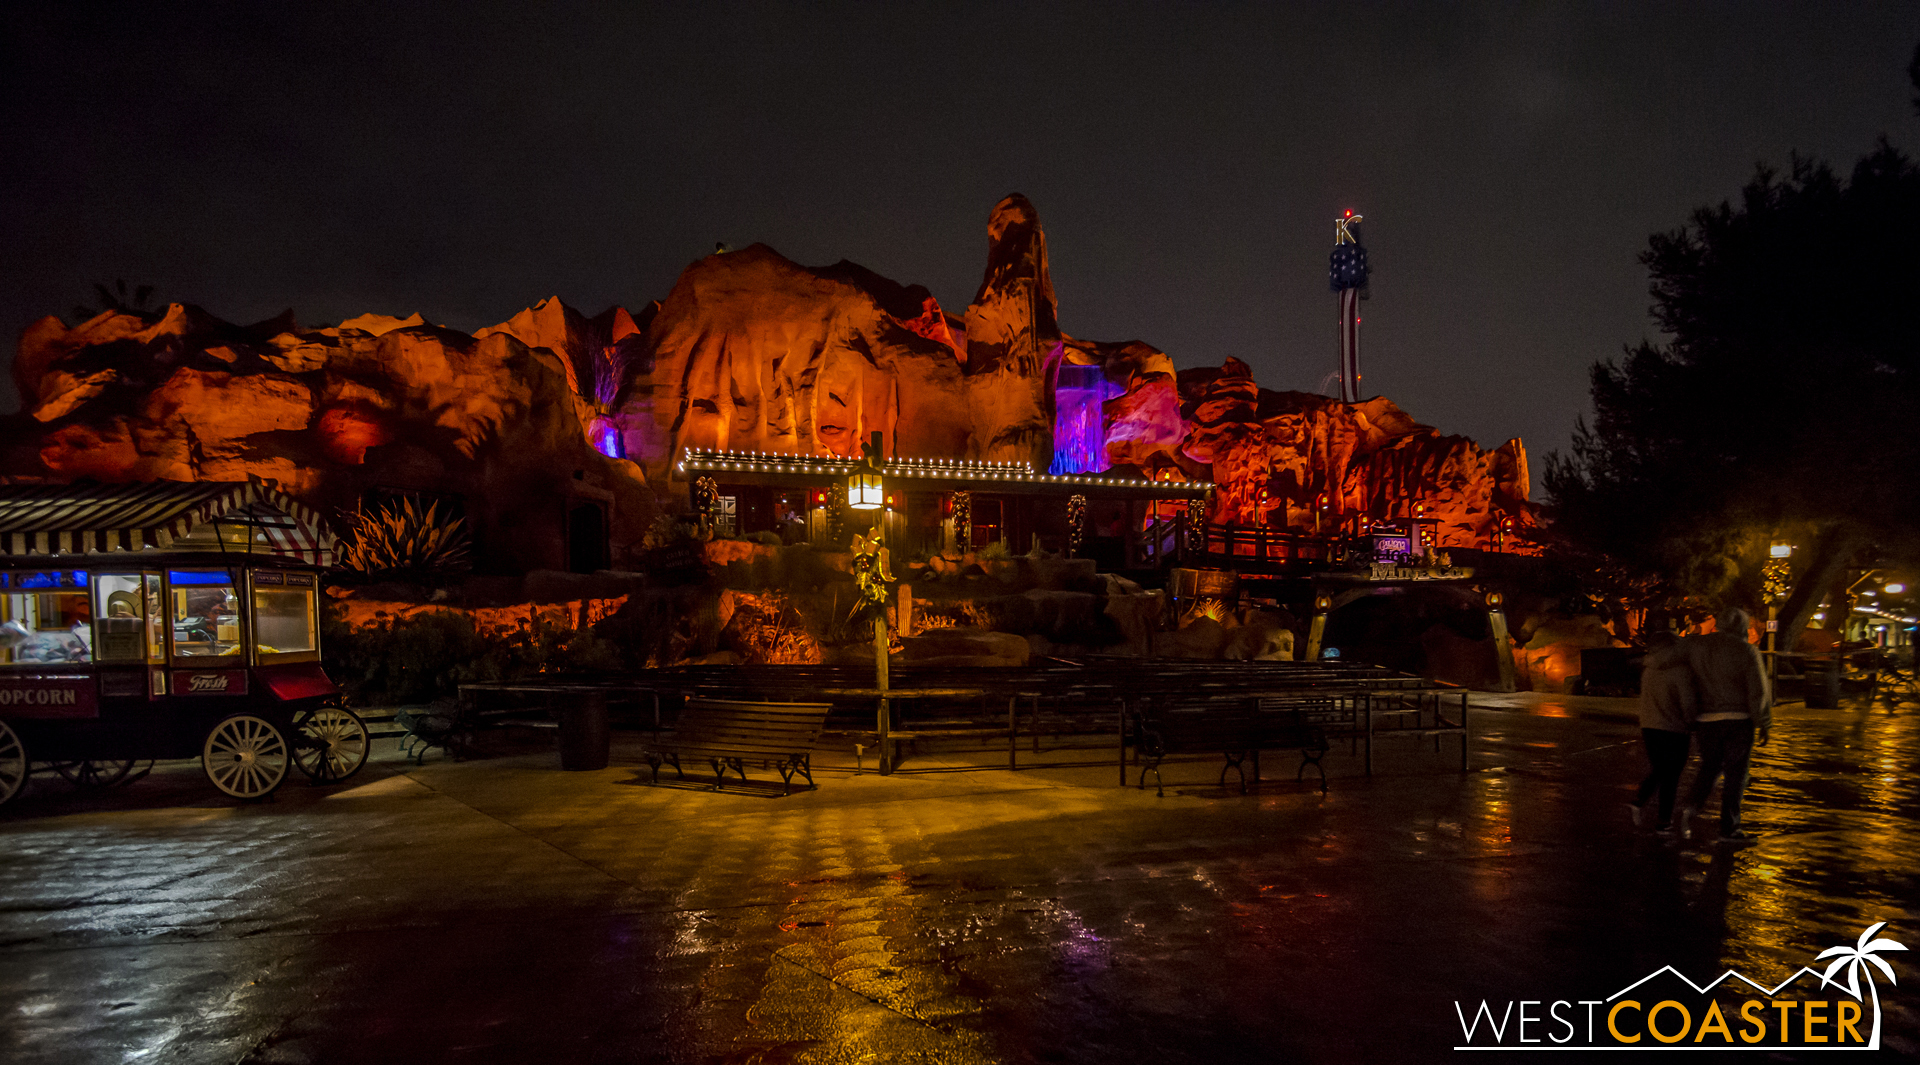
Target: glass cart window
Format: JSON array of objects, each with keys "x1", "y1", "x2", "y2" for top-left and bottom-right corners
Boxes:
[
  {"x1": 252, "y1": 570, "x2": 318, "y2": 658},
  {"x1": 91, "y1": 574, "x2": 153, "y2": 663},
  {"x1": 168, "y1": 570, "x2": 242, "y2": 658},
  {"x1": 0, "y1": 571, "x2": 91, "y2": 666}
]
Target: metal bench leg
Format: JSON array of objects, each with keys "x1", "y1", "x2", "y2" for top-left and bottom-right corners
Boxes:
[
  {"x1": 1138, "y1": 758, "x2": 1164, "y2": 798},
  {"x1": 1297, "y1": 749, "x2": 1328, "y2": 793},
  {"x1": 1008, "y1": 696, "x2": 1017, "y2": 771},
  {"x1": 1221, "y1": 751, "x2": 1247, "y2": 794}
]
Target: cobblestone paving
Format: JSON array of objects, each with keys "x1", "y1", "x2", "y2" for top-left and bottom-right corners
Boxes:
[{"x1": 1, "y1": 696, "x2": 1914, "y2": 1063}]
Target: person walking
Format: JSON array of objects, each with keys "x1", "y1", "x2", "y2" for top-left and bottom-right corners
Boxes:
[
  {"x1": 1678, "y1": 607, "x2": 1771, "y2": 843},
  {"x1": 1629, "y1": 630, "x2": 1696, "y2": 833}
]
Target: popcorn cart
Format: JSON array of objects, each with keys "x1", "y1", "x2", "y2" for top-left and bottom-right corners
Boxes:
[{"x1": 0, "y1": 481, "x2": 369, "y2": 804}]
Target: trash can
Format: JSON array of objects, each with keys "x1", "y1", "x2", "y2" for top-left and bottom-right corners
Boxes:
[
  {"x1": 558, "y1": 692, "x2": 610, "y2": 771},
  {"x1": 1804, "y1": 659, "x2": 1841, "y2": 710}
]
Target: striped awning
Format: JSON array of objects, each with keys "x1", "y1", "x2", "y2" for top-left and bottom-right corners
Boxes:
[{"x1": 0, "y1": 480, "x2": 336, "y2": 566}]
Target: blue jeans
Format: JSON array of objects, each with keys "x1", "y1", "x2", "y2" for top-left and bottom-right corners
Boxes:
[{"x1": 1686, "y1": 719, "x2": 1755, "y2": 834}]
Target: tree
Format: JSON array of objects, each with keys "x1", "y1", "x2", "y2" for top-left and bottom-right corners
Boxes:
[
  {"x1": 70, "y1": 279, "x2": 159, "y2": 323},
  {"x1": 1547, "y1": 139, "x2": 1920, "y2": 648}
]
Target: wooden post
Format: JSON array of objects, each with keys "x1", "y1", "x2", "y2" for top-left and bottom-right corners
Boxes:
[
  {"x1": 1488, "y1": 607, "x2": 1517, "y2": 693},
  {"x1": 1307, "y1": 595, "x2": 1330, "y2": 661},
  {"x1": 875, "y1": 609, "x2": 891, "y2": 773}
]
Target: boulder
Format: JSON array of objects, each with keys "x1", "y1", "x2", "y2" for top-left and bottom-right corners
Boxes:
[{"x1": 894, "y1": 626, "x2": 1031, "y2": 668}]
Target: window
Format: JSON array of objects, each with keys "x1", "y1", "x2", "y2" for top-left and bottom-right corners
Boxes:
[
  {"x1": 168, "y1": 570, "x2": 242, "y2": 659},
  {"x1": 92, "y1": 573, "x2": 163, "y2": 664},
  {"x1": 252, "y1": 570, "x2": 318, "y2": 659},
  {"x1": 0, "y1": 571, "x2": 92, "y2": 666},
  {"x1": 712, "y1": 495, "x2": 738, "y2": 537}
]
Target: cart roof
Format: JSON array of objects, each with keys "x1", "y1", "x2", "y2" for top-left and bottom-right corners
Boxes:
[{"x1": 0, "y1": 480, "x2": 334, "y2": 566}]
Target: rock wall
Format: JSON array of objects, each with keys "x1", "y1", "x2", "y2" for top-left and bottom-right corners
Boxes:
[
  {"x1": 6, "y1": 302, "x2": 655, "y2": 572},
  {"x1": 4, "y1": 192, "x2": 1531, "y2": 566},
  {"x1": 1171, "y1": 359, "x2": 1530, "y2": 547}
]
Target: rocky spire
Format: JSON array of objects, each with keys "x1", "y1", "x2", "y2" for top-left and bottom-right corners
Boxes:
[{"x1": 963, "y1": 194, "x2": 1061, "y2": 469}]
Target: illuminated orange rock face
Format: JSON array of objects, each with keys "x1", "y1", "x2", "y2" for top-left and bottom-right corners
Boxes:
[
  {"x1": 4, "y1": 192, "x2": 1531, "y2": 561},
  {"x1": 964, "y1": 194, "x2": 1059, "y2": 470},
  {"x1": 1173, "y1": 360, "x2": 1531, "y2": 548},
  {"x1": 7, "y1": 303, "x2": 654, "y2": 572},
  {"x1": 615, "y1": 247, "x2": 973, "y2": 479}
]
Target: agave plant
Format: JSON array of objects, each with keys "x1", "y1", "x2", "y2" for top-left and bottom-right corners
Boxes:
[{"x1": 338, "y1": 498, "x2": 473, "y2": 581}]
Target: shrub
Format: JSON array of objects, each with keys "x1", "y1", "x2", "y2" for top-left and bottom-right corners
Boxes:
[
  {"x1": 337, "y1": 498, "x2": 472, "y2": 583},
  {"x1": 322, "y1": 602, "x2": 633, "y2": 706}
]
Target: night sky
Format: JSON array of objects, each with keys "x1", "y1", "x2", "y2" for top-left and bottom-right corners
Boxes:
[{"x1": 4, "y1": 2, "x2": 1915, "y2": 465}]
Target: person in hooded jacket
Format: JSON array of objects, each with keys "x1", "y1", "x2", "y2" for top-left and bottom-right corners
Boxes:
[
  {"x1": 1678, "y1": 607, "x2": 1772, "y2": 843},
  {"x1": 1630, "y1": 629, "x2": 1697, "y2": 833}
]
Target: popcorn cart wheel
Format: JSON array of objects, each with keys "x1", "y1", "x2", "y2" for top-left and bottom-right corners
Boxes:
[
  {"x1": 0, "y1": 720, "x2": 25, "y2": 805},
  {"x1": 51, "y1": 758, "x2": 141, "y2": 788},
  {"x1": 201, "y1": 713, "x2": 291, "y2": 800},
  {"x1": 291, "y1": 699, "x2": 370, "y2": 784}
]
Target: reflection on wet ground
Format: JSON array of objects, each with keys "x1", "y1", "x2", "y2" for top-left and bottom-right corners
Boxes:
[{"x1": 0, "y1": 692, "x2": 1913, "y2": 1062}]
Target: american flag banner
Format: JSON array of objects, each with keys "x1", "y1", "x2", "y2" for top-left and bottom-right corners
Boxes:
[{"x1": 1329, "y1": 212, "x2": 1369, "y2": 404}]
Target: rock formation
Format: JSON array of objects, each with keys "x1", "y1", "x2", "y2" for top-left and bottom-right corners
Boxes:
[
  {"x1": 6, "y1": 302, "x2": 653, "y2": 572},
  {"x1": 4, "y1": 192, "x2": 1531, "y2": 566}
]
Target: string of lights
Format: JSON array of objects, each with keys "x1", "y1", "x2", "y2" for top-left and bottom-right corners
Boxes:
[{"x1": 677, "y1": 447, "x2": 1213, "y2": 493}]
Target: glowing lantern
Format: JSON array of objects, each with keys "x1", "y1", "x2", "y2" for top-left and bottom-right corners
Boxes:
[
  {"x1": 847, "y1": 431, "x2": 885, "y2": 510},
  {"x1": 1769, "y1": 541, "x2": 1793, "y2": 558},
  {"x1": 848, "y1": 467, "x2": 883, "y2": 510},
  {"x1": 1887, "y1": 583, "x2": 1906, "y2": 594}
]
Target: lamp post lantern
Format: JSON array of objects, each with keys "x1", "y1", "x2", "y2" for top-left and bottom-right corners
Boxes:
[{"x1": 848, "y1": 431, "x2": 885, "y2": 511}]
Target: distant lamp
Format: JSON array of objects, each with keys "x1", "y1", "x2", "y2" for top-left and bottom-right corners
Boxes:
[
  {"x1": 1769, "y1": 541, "x2": 1793, "y2": 558},
  {"x1": 847, "y1": 431, "x2": 885, "y2": 511},
  {"x1": 1887, "y1": 583, "x2": 1906, "y2": 594}
]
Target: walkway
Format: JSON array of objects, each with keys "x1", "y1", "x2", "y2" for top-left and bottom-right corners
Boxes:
[{"x1": 0, "y1": 693, "x2": 1913, "y2": 1062}]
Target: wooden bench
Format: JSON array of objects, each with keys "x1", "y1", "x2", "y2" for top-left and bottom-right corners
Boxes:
[
  {"x1": 1131, "y1": 699, "x2": 1330, "y2": 797},
  {"x1": 642, "y1": 699, "x2": 830, "y2": 795}
]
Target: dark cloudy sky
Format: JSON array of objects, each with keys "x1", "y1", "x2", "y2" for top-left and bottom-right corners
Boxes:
[{"x1": 4, "y1": 1, "x2": 1916, "y2": 467}]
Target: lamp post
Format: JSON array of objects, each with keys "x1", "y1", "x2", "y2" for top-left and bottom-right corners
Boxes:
[
  {"x1": 847, "y1": 432, "x2": 892, "y2": 737},
  {"x1": 1765, "y1": 540, "x2": 1794, "y2": 683}
]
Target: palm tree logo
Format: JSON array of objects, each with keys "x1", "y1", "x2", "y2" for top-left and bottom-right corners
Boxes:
[{"x1": 1816, "y1": 921, "x2": 1907, "y2": 1049}]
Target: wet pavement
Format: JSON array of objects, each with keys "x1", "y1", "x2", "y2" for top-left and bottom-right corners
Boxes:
[{"x1": 1, "y1": 692, "x2": 1915, "y2": 1063}]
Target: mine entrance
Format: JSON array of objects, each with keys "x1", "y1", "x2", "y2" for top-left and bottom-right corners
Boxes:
[{"x1": 566, "y1": 501, "x2": 609, "y2": 574}]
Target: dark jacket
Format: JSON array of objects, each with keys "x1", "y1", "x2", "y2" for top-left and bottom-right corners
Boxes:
[
  {"x1": 1638, "y1": 642, "x2": 1698, "y2": 732},
  {"x1": 1684, "y1": 631, "x2": 1771, "y2": 730}
]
